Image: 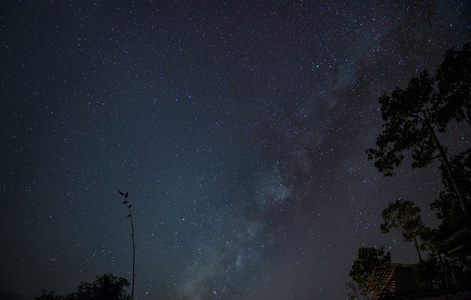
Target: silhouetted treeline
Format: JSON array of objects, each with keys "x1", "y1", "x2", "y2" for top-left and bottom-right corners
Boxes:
[{"x1": 35, "y1": 273, "x2": 130, "y2": 300}]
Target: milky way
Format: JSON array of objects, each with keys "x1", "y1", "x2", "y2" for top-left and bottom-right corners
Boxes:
[{"x1": 1, "y1": 1, "x2": 470, "y2": 299}]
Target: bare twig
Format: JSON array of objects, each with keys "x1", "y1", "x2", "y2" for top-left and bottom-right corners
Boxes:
[{"x1": 119, "y1": 190, "x2": 135, "y2": 300}]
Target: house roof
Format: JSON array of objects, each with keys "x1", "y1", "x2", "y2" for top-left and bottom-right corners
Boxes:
[{"x1": 366, "y1": 263, "x2": 417, "y2": 299}]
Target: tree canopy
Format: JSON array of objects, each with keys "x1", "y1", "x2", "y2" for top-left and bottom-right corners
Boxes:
[
  {"x1": 366, "y1": 70, "x2": 439, "y2": 176},
  {"x1": 366, "y1": 43, "x2": 471, "y2": 224},
  {"x1": 380, "y1": 199, "x2": 427, "y2": 262},
  {"x1": 348, "y1": 247, "x2": 391, "y2": 298},
  {"x1": 435, "y1": 43, "x2": 471, "y2": 129},
  {"x1": 350, "y1": 44, "x2": 471, "y2": 297}
]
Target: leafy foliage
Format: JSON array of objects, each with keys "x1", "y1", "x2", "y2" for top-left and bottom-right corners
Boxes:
[
  {"x1": 380, "y1": 199, "x2": 427, "y2": 261},
  {"x1": 69, "y1": 273, "x2": 130, "y2": 300},
  {"x1": 345, "y1": 281, "x2": 364, "y2": 300},
  {"x1": 367, "y1": 43, "x2": 471, "y2": 176},
  {"x1": 367, "y1": 43, "x2": 470, "y2": 223},
  {"x1": 435, "y1": 43, "x2": 471, "y2": 129},
  {"x1": 366, "y1": 70, "x2": 437, "y2": 176},
  {"x1": 431, "y1": 149, "x2": 471, "y2": 232},
  {"x1": 348, "y1": 43, "x2": 471, "y2": 299},
  {"x1": 349, "y1": 247, "x2": 391, "y2": 296}
]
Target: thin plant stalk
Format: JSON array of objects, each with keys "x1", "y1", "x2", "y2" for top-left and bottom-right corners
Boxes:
[{"x1": 119, "y1": 190, "x2": 135, "y2": 300}]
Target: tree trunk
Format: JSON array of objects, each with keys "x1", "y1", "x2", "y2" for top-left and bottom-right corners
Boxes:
[
  {"x1": 423, "y1": 114, "x2": 470, "y2": 225},
  {"x1": 412, "y1": 236, "x2": 423, "y2": 262}
]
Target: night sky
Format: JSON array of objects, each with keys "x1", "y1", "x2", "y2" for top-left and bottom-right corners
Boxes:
[{"x1": 1, "y1": 1, "x2": 470, "y2": 299}]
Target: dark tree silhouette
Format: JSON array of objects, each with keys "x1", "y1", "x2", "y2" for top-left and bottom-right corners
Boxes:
[
  {"x1": 366, "y1": 43, "x2": 471, "y2": 226},
  {"x1": 35, "y1": 290, "x2": 63, "y2": 300},
  {"x1": 349, "y1": 247, "x2": 391, "y2": 297},
  {"x1": 435, "y1": 43, "x2": 471, "y2": 129},
  {"x1": 380, "y1": 199, "x2": 427, "y2": 262},
  {"x1": 431, "y1": 149, "x2": 471, "y2": 233},
  {"x1": 345, "y1": 281, "x2": 364, "y2": 300},
  {"x1": 69, "y1": 273, "x2": 130, "y2": 300},
  {"x1": 352, "y1": 44, "x2": 471, "y2": 299},
  {"x1": 35, "y1": 274, "x2": 130, "y2": 300}
]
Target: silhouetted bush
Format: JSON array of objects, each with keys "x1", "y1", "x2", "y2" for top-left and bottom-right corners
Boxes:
[{"x1": 35, "y1": 274, "x2": 130, "y2": 300}]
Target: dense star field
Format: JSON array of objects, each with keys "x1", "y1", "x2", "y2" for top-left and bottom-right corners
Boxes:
[{"x1": 1, "y1": 1, "x2": 470, "y2": 299}]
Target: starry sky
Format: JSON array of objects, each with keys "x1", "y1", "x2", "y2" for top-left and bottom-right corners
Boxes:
[{"x1": 1, "y1": 1, "x2": 470, "y2": 299}]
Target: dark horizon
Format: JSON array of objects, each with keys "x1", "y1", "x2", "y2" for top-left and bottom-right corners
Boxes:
[{"x1": 1, "y1": 1, "x2": 470, "y2": 299}]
